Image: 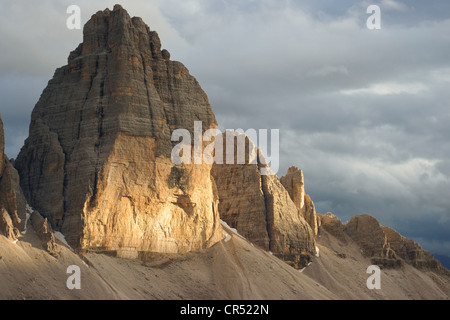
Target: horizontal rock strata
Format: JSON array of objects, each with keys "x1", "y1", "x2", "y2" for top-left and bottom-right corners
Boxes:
[{"x1": 15, "y1": 5, "x2": 223, "y2": 253}]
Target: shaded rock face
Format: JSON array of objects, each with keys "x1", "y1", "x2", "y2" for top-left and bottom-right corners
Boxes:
[
  {"x1": 0, "y1": 207, "x2": 19, "y2": 240},
  {"x1": 0, "y1": 115, "x2": 28, "y2": 240},
  {"x1": 343, "y1": 214, "x2": 389, "y2": 257},
  {"x1": 381, "y1": 226, "x2": 446, "y2": 271},
  {"x1": 280, "y1": 166, "x2": 318, "y2": 237},
  {"x1": 303, "y1": 194, "x2": 318, "y2": 237},
  {"x1": 15, "y1": 5, "x2": 223, "y2": 253},
  {"x1": 343, "y1": 214, "x2": 400, "y2": 268},
  {"x1": 0, "y1": 162, "x2": 28, "y2": 232},
  {"x1": 0, "y1": 116, "x2": 4, "y2": 175},
  {"x1": 30, "y1": 211, "x2": 59, "y2": 257},
  {"x1": 212, "y1": 133, "x2": 316, "y2": 268},
  {"x1": 212, "y1": 161, "x2": 270, "y2": 250},
  {"x1": 211, "y1": 133, "x2": 270, "y2": 250},
  {"x1": 261, "y1": 174, "x2": 316, "y2": 268}
]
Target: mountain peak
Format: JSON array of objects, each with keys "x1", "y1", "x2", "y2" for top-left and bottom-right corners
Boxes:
[
  {"x1": 113, "y1": 3, "x2": 124, "y2": 11},
  {"x1": 69, "y1": 4, "x2": 165, "y2": 63},
  {"x1": 15, "y1": 6, "x2": 220, "y2": 253}
]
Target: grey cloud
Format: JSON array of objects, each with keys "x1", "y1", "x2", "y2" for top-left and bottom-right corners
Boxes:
[{"x1": 0, "y1": 75, "x2": 50, "y2": 157}]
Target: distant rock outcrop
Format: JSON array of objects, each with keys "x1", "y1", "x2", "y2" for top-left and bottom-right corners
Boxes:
[
  {"x1": 382, "y1": 226, "x2": 444, "y2": 271},
  {"x1": 212, "y1": 133, "x2": 316, "y2": 268},
  {"x1": 320, "y1": 212, "x2": 348, "y2": 244},
  {"x1": 318, "y1": 213, "x2": 446, "y2": 272},
  {"x1": 343, "y1": 214, "x2": 391, "y2": 257},
  {"x1": 343, "y1": 214, "x2": 401, "y2": 268},
  {"x1": 15, "y1": 5, "x2": 223, "y2": 254}
]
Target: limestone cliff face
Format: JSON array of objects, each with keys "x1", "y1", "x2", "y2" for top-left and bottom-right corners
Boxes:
[
  {"x1": 0, "y1": 115, "x2": 28, "y2": 240},
  {"x1": 0, "y1": 114, "x2": 58, "y2": 256},
  {"x1": 280, "y1": 166, "x2": 318, "y2": 237},
  {"x1": 211, "y1": 161, "x2": 270, "y2": 250},
  {"x1": 15, "y1": 5, "x2": 223, "y2": 254},
  {"x1": 280, "y1": 167, "x2": 305, "y2": 214},
  {"x1": 261, "y1": 174, "x2": 316, "y2": 268},
  {"x1": 0, "y1": 116, "x2": 4, "y2": 175},
  {"x1": 212, "y1": 133, "x2": 316, "y2": 268}
]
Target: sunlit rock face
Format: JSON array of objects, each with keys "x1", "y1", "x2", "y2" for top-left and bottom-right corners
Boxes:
[
  {"x1": 15, "y1": 5, "x2": 223, "y2": 254},
  {"x1": 280, "y1": 166, "x2": 319, "y2": 237}
]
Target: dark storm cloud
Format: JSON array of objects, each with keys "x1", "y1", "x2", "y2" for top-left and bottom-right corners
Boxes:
[
  {"x1": 0, "y1": 0, "x2": 449, "y2": 258},
  {"x1": 0, "y1": 75, "x2": 50, "y2": 157}
]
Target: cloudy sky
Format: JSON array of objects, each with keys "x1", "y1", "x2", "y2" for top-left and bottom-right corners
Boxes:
[{"x1": 1, "y1": 0, "x2": 449, "y2": 262}]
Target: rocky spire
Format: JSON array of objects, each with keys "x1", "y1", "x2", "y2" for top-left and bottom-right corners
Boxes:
[
  {"x1": 280, "y1": 167, "x2": 305, "y2": 214},
  {"x1": 280, "y1": 166, "x2": 319, "y2": 237},
  {"x1": 15, "y1": 5, "x2": 222, "y2": 254}
]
